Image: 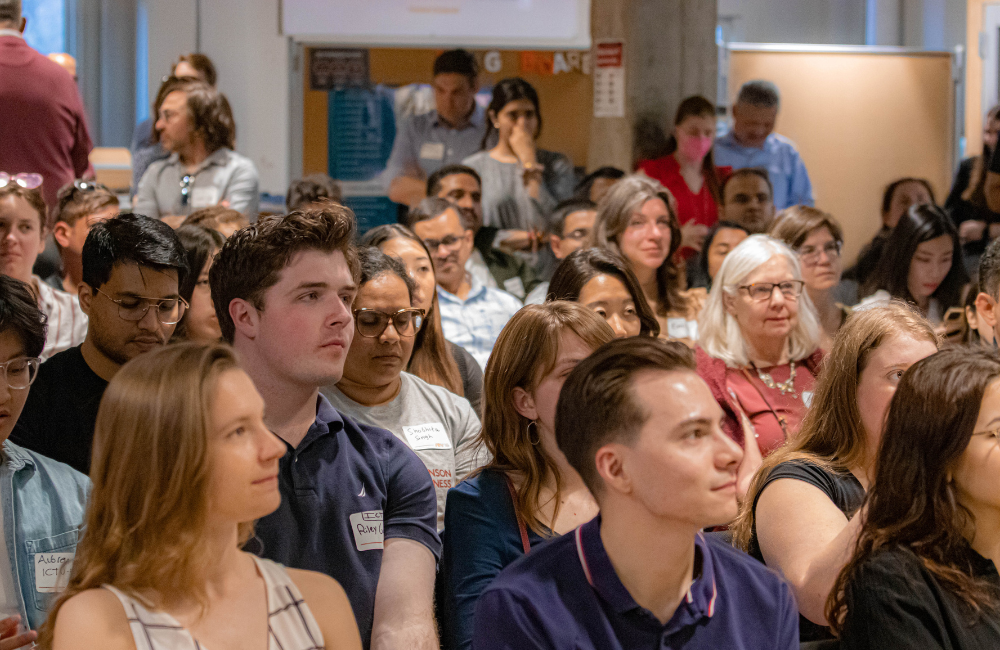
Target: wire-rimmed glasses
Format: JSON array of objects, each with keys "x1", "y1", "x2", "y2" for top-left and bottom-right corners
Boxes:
[{"x1": 96, "y1": 289, "x2": 189, "y2": 325}]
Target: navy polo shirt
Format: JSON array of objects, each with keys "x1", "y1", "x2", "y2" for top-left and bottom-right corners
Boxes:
[
  {"x1": 251, "y1": 394, "x2": 441, "y2": 650},
  {"x1": 472, "y1": 516, "x2": 798, "y2": 650}
]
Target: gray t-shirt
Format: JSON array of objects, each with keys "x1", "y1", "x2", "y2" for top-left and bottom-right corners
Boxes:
[{"x1": 322, "y1": 372, "x2": 484, "y2": 531}]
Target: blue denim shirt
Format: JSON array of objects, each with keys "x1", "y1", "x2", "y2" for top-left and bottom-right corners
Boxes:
[{"x1": 1, "y1": 440, "x2": 89, "y2": 630}]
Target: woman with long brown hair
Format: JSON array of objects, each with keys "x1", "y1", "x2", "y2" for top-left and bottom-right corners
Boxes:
[
  {"x1": 438, "y1": 302, "x2": 615, "y2": 650},
  {"x1": 946, "y1": 105, "x2": 1000, "y2": 253},
  {"x1": 362, "y1": 223, "x2": 482, "y2": 413},
  {"x1": 40, "y1": 342, "x2": 361, "y2": 650},
  {"x1": 828, "y1": 346, "x2": 1000, "y2": 648},
  {"x1": 731, "y1": 302, "x2": 937, "y2": 641}
]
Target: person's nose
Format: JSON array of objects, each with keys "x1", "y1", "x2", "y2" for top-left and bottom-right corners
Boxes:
[
  {"x1": 607, "y1": 313, "x2": 629, "y2": 339},
  {"x1": 259, "y1": 427, "x2": 286, "y2": 463},
  {"x1": 0, "y1": 374, "x2": 11, "y2": 407},
  {"x1": 715, "y1": 427, "x2": 744, "y2": 470},
  {"x1": 436, "y1": 242, "x2": 452, "y2": 258},
  {"x1": 380, "y1": 319, "x2": 401, "y2": 344},
  {"x1": 137, "y1": 305, "x2": 161, "y2": 331},
  {"x1": 767, "y1": 286, "x2": 787, "y2": 308}
]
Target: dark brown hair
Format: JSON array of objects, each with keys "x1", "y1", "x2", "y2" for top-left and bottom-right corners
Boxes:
[
  {"x1": 181, "y1": 206, "x2": 248, "y2": 233},
  {"x1": 178, "y1": 81, "x2": 236, "y2": 153},
  {"x1": 361, "y1": 224, "x2": 464, "y2": 397},
  {"x1": 556, "y1": 337, "x2": 695, "y2": 496},
  {"x1": 827, "y1": 347, "x2": 1000, "y2": 634},
  {"x1": 673, "y1": 95, "x2": 722, "y2": 205},
  {"x1": 209, "y1": 204, "x2": 360, "y2": 343},
  {"x1": 173, "y1": 53, "x2": 217, "y2": 86},
  {"x1": 880, "y1": 177, "x2": 936, "y2": 216}
]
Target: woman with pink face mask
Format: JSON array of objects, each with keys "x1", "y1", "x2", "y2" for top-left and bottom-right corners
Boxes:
[{"x1": 637, "y1": 95, "x2": 732, "y2": 256}]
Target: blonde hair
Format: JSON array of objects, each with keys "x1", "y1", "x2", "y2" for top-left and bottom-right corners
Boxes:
[
  {"x1": 698, "y1": 234, "x2": 820, "y2": 367},
  {"x1": 731, "y1": 302, "x2": 937, "y2": 551},
  {"x1": 480, "y1": 302, "x2": 615, "y2": 535},
  {"x1": 38, "y1": 342, "x2": 247, "y2": 648}
]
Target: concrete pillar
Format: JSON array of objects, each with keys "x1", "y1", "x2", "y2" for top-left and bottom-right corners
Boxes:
[{"x1": 587, "y1": 0, "x2": 719, "y2": 171}]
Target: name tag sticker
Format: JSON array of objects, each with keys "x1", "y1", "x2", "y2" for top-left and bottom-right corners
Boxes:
[
  {"x1": 419, "y1": 142, "x2": 445, "y2": 160},
  {"x1": 35, "y1": 552, "x2": 74, "y2": 593},
  {"x1": 350, "y1": 510, "x2": 384, "y2": 551},
  {"x1": 802, "y1": 391, "x2": 814, "y2": 408},
  {"x1": 403, "y1": 423, "x2": 453, "y2": 451},
  {"x1": 666, "y1": 318, "x2": 697, "y2": 340},
  {"x1": 190, "y1": 186, "x2": 220, "y2": 208}
]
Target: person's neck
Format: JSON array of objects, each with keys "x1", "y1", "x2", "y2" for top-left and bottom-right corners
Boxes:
[
  {"x1": 672, "y1": 149, "x2": 703, "y2": 173},
  {"x1": 808, "y1": 287, "x2": 840, "y2": 332},
  {"x1": 62, "y1": 254, "x2": 83, "y2": 295},
  {"x1": 238, "y1": 346, "x2": 319, "y2": 448},
  {"x1": 440, "y1": 276, "x2": 471, "y2": 301},
  {"x1": 438, "y1": 104, "x2": 474, "y2": 130},
  {"x1": 965, "y1": 502, "x2": 1000, "y2": 571},
  {"x1": 178, "y1": 140, "x2": 211, "y2": 171},
  {"x1": 80, "y1": 337, "x2": 122, "y2": 382},
  {"x1": 199, "y1": 521, "x2": 248, "y2": 599},
  {"x1": 913, "y1": 294, "x2": 931, "y2": 314},
  {"x1": 489, "y1": 141, "x2": 519, "y2": 163},
  {"x1": 745, "y1": 335, "x2": 790, "y2": 367},
  {"x1": 600, "y1": 502, "x2": 698, "y2": 624},
  {"x1": 633, "y1": 266, "x2": 659, "y2": 309},
  {"x1": 732, "y1": 131, "x2": 766, "y2": 149},
  {"x1": 336, "y1": 374, "x2": 402, "y2": 407}
]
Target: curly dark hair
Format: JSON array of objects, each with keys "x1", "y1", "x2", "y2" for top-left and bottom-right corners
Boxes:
[
  {"x1": 177, "y1": 81, "x2": 235, "y2": 153},
  {"x1": 0, "y1": 275, "x2": 46, "y2": 359}
]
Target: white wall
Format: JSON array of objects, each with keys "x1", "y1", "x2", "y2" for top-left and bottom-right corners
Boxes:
[{"x1": 143, "y1": 0, "x2": 290, "y2": 195}]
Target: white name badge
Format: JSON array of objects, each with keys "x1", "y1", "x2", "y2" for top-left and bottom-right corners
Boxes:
[
  {"x1": 802, "y1": 391, "x2": 814, "y2": 408},
  {"x1": 403, "y1": 423, "x2": 453, "y2": 451},
  {"x1": 190, "y1": 186, "x2": 220, "y2": 208},
  {"x1": 419, "y1": 142, "x2": 445, "y2": 160},
  {"x1": 666, "y1": 318, "x2": 697, "y2": 341},
  {"x1": 350, "y1": 510, "x2": 384, "y2": 551},
  {"x1": 35, "y1": 552, "x2": 74, "y2": 593}
]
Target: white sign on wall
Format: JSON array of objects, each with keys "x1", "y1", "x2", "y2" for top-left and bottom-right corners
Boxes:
[
  {"x1": 593, "y1": 40, "x2": 625, "y2": 118},
  {"x1": 282, "y1": 0, "x2": 592, "y2": 49}
]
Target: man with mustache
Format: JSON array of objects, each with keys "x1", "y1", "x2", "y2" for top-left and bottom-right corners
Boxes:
[
  {"x1": 407, "y1": 197, "x2": 522, "y2": 370},
  {"x1": 10, "y1": 213, "x2": 188, "y2": 473}
]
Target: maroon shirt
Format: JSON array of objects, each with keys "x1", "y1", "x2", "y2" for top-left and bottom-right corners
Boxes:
[{"x1": 0, "y1": 34, "x2": 92, "y2": 211}]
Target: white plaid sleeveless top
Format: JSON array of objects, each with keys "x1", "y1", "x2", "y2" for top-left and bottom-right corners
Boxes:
[{"x1": 103, "y1": 556, "x2": 325, "y2": 650}]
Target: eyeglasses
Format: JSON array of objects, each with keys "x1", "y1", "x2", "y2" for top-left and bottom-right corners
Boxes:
[
  {"x1": 354, "y1": 308, "x2": 425, "y2": 338},
  {"x1": 797, "y1": 241, "x2": 842, "y2": 266},
  {"x1": 421, "y1": 234, "x2": 464, "y2": 253},
  {"x1": 972, "y1": 427, "x2": 1000, "y2": 450},
  {"x1": 179, "y1": 175, "x2": 193, "y2": 207},
  {"x1": 561, "y1": 227, "x2": 591, "y2": 242},
  {"x1": 96, "y1": 289, "x2": 189, "y2": 325},
  {"x1": 0, "y1": 172, "x2": 43, "y2": 190},
  {"x1": 0, "y1": 357, "x2": 40, "y2": 390},
  {"x1": 738, "y1": 280, "x2": 806, "y2": 302}
]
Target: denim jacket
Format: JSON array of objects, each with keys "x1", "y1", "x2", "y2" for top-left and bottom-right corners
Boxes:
[{"x1": 1, "y1": 440, "x2": 89, "y2": 630}]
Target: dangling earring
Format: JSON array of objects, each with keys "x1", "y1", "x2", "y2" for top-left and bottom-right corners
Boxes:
[{"x1": 526, "y1": 420, "x2": 540, "y2": 445}]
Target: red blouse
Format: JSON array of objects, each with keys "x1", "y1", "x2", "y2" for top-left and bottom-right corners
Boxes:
[
  {"x1": 637, "y1": 155, "x2": 731, "y2": 229},
  {"x1": 724, "y1": 362, "x2": 817, "y2": 457}
]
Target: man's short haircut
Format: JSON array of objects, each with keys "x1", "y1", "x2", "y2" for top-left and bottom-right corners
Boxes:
[
  {"x1": 180, "y1": 205, "x2": 249, "y2": 233},
  {"x1": 209, "y1": 204, "x2": 361, "y2": 343},
  {"x1": 979, "y1": 238, "x2": 1000, "y2": 300},
  {"x1": 82, "y1": 213, "x2": 189, "y2": 292},
  {"x1": 173, "y1": 53, "x2": 217, "y2": 87},
  {"x1": 433, "y1": 49, "x2": 478, "y2": 82},
  {"x1": 405, "y1": 196, "x2": 473, "y2": 231},
  {"x1": 426, "y1": 164, "x2": 482, "y2": 198},
  {"x1": 286, "y1": 174, "x2": 343, "y2": 212},
  {"x1": 0, "y1": 184, "x2": 46, "y2": 230},
  {"x1": 548, "y1": 198, "x2": 597, "y2": 236},
  {"x1": 54, "y1": 181, "x2": 119, "y2": 227},
  {"x1": 177, "y1": 81, "x2": 235, "y2": 153},
  {"x1": 720, "y1": 167, "x2": 773, "y2": 202},
  {"x1": 0, "y1": 0, "x2": 21, "y2": 24},
  {"x1": 737, "y1": 80, "x2": 780, "y2": 108},
  {"x1": 0, "y1": 275, "x2": 46, "y2": 359},
  {"x1": 556, "y1": 337, "x2": 696, "y2": 495}
]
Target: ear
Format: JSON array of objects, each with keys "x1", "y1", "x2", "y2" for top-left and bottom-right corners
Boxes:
[
  {"x1": 52, "y1": 222, "x2": 72, "y2": 249},
  {"x1": 77, "y1": 283, "x2": 94, "y2": 316},
  {"x1": 511, "y1": 386, "x2": 538, "y2": 422},
  {"x1": 976, "y1": 293, "x2": 997, "y2": 330},
  {"x1": 594, "y1": 443, "x2": 631, "y2": 497},
  {"x1": 229, "y1": 298, "x2": 260, "y2": 341},
  {"x1": 722, "y1": 289, "x2": 738, "y2": 316},
  {"x1": 549, "y1": 234, "x2": 562, "y2": 258}
]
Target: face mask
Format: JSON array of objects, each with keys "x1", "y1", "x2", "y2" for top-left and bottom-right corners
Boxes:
[{"x1": 678, "y1": 134, "x2": 714, "y2": 162}]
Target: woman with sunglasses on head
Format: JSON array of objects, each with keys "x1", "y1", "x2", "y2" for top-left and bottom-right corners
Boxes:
[
  {"x1": 0, "y1": 174, "x2": 88, "y2": 360},
  {"x1": 696, "y1": 235, "x2": 824, "y2": 494},
  {"x1": 323, "y1": 247, "x2": 484, "y2": 531},
  {"x1": 769, "y1": 206, "x2": 849, "y2": 350},
  {"x1": 362, "y1": 224, "x2": 483, "y2": 415},
  {"x1": 827, "y1": 347, "x2": 1000, "y2": 649},
  {"x1": 439, "y1": 302, "x2": 615, "y2": 650}
]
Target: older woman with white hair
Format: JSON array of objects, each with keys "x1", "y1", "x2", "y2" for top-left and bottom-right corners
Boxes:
[{"x1": 696, "y1": 235, "x2": 824, "y2": 489}]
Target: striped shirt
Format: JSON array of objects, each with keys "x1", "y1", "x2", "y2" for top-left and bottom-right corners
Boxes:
[
  {"x1": 103, "y1": 556, "x2": 324, "y2": 650},
  {"x1": 34, "y1": 276, "x2": 87, "y2": 362}
]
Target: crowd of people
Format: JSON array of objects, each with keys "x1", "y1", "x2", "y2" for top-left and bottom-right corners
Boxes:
[{"x1": 3, "y1": 1, "x2": 1000, "y2": 646}]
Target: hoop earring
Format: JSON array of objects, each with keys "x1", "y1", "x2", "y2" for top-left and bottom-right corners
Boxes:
[{"x1": 527, "y1": 420, "x2": 540, "y2": 446}]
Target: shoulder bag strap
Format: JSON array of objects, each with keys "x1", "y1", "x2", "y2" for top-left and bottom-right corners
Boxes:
[
  {"x1": 741, "y1": 367, "x2": 790, "y2": 440},
  {"x1": 504, "y1": 473, "x2": 531, "y2": 555}
]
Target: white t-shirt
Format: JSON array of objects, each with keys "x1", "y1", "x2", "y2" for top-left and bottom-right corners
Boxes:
[{"x1": 323, "y1": 372, "x2": 486, "y2": 531}]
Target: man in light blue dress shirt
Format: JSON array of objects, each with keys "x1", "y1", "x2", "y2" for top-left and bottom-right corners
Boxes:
[{"x1": 714, "y1": 80, "x2": 814, "y2": 210}]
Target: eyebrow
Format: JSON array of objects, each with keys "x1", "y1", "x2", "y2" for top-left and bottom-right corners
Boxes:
[{"x1": 983, "y1": 416, "x2": 1000, "y2": 429}]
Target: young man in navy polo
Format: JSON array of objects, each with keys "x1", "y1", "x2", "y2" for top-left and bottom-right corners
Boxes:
[
  {"x1": 209, "y1": 204, "x2": 441, "y2": 650},
  {"x1": 473, "y1": 338, "x2": 798, "y2": 649}
]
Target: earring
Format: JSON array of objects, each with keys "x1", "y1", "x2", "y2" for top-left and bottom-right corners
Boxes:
[{"x1": 526, "y1": 420, "x2": 540, "y2": 446}]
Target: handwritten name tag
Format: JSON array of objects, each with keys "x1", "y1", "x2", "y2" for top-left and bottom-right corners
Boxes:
[
  {"x1": 403, "y1": 423, "x2": 453, "y2": 451},
  {"x1": 191, "y1": 186, "x2": 220, "y2": 208},
  {"x1": 350, "y1": 510, "x2": 384, "y2": 551},
  {"x1": 419, "y1": 142, "x2": 445, "y2": 160},
  {"x1": 35, "y1": 552, "x2": 74, "y2": 593}
]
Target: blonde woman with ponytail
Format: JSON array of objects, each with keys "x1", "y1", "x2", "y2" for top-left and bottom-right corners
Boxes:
[{"x1": 40, "y1": 342, "x2": 361, "y2": 650}]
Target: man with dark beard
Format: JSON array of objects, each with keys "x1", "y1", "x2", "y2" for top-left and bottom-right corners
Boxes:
[{"x1": 10, "y1": 213, "x2": 188, "y2": 473}]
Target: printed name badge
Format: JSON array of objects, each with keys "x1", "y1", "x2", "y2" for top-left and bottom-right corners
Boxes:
[
  {"x1": 190, "y1": 186, "x2": 220, "y2": 208},
  {"x1": 350, "y1": 510, "x2": 384, "y2": 551},
  {"x1": 403, "y1": 423, "x2": 453, "y2": 451},
  {"x1": 419, "y1": 142, "x2": 445, "y2": 161},
  {"x1": 35, "y1": 553, "x2": 74, "y2": 593}
]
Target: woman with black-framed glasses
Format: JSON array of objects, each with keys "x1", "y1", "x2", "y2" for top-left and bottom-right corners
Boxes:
[{"x1": 321, "y1": 247, "x2": 485, "y2": 531}]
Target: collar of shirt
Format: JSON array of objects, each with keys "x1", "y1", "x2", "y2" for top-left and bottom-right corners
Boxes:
[
  {"x1": 0, "y1": 440, "x2": 34, "y2": 473},
  {"x1": 166, "y1": 147, "x2": 230, "y2": 175},
  {"x1": 431, "y1": 103, "x2": 485, "y2": 131},
  {"x1": 0, "y1": 29, "x2": 23, "y2": 39},
  {"x1": 575, "y1": 515, "x2": 718, "y2": 632},
  {"x1": 291, "y1": 392, "x2": 347, "y2": 454},
  {"x1": 717, "y1": 130, "x2": 778, "y2": 153},
  {"x1": 437, "y1": 271, "x2": 487, "y2": 304}
]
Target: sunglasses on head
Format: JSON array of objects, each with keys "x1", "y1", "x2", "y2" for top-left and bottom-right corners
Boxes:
[{"x1": 0, "y1": 172, "x2": 43, "y2": 190}]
